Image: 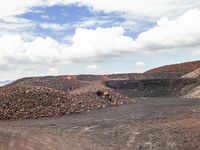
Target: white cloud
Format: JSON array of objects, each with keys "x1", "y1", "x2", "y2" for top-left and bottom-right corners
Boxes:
[
  {"x1": 25, "y1": 37, "x2": 67, "y2": 63},
  {"x1": 0, "y1": 0, "x2": 199, "y2": 40},
  {"x1": 136, "y1": 61, "x2": 146, "y2": 67},
  {"x1": 0, "y1": 17, "x2": 37, "y2": 40},
  {"x1": 0, "y1": 35, "x2": 68, "y2": 65},
  {"x1": 62, "y1": 35, "x2": 73, "y2": 44},
  {"x1": 135, "y1": 9, "x2": 200, "y2": 51},
  {"x1": 39, "y1": 23, "x2": 69, "y2": 31},
  {"x1": 87, "y1": 64, "x2": 98, "y2": 70},
  {"x1": 119, "y1": 20, "x2": 137, "y2": 31},
  {"x1": 1, "y1": 9, "x2": 200, "y2": 66},
  {"x1": 63, "y1": 27, "x2": 135, "y2": 61},
  {"x1": 0, "y1": 0, "x2": 43, "y2": 19},
  {"x1": 0, "y1": 17, "x2": 35, "y2": 31},
  {"x1": 50, "y1": 0, "x2": 200, "y2": 20},
  {"x1": 1, "y1": 0, "x2": 199, "y2": 21},
  {"x1": 0, "y1": 26, "x2": 135, "y2": 66},
  {"x1": 73, "y1": 18, "x2": 112, "y2": 28},
  {"x1": 65, "y1": 8, "x2": 200, "y2": 60},
  {"x1": 0, "y1": 0, "x2": 200, "y2": 79},
  {"x1": 2, "y1": 8, "x2": 200, "y2": 67}
]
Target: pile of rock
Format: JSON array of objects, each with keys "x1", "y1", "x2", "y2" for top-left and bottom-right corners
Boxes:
[
  {"x1": 0, "y1": 85, "x2": 72, "y2": 119},
  {"x1": 0, "y1": 81, "x2": 134, "y2": 120},
  {"x1": 11, "y1": 76, "x2": 89, "y2": 92},
  {"x1": 96, "y1": 90, "x2": 112, "y2": 101}
]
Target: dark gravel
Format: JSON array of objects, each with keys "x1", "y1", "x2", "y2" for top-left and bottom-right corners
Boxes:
[{"x1": 1, "y1": 97, "x2": 200, "y2": 150}]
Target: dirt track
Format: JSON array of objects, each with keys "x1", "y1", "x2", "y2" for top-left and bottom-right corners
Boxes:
[{"x1": 1, "y1": 97, "x2": 200, "y2": 150}]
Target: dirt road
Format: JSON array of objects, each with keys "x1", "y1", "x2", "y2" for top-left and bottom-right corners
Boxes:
[{"x1": 1, "y1": 97, "x2": 200, "y2": 150}]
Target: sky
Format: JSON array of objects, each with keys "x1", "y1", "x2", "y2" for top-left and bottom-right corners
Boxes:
[{"x1": 0, "y1": 0, "x2": 200, "y2": 80}]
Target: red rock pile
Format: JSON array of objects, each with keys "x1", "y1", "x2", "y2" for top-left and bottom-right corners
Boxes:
[
  {"x1": 11, "y1": 76, "x2": 89, "y2": 92},
  {"x1": 0, "y1": 77, "x2": 134, "y2": 120}
]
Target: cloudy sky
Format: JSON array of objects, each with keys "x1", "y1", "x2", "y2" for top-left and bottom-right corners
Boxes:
[{"x1": 0, "y1": 0, "x2": 200, "y2": 80}]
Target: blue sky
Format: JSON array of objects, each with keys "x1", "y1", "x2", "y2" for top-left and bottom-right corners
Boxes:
[
  {"x1": 0, "y1": 0, "x2": 200, "y2": 80},
  {"x1": 20, "y1": 5, "x2": 132, "y2": 41}
]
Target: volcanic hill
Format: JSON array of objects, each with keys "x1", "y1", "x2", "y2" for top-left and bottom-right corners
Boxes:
[{"x1": 1, "y1": 60, "x2": 200, "y2": 120}]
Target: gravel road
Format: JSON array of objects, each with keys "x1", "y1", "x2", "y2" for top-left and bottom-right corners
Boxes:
[{"x1": 1, "y1": 97, "x2": 200, "y2": 150}]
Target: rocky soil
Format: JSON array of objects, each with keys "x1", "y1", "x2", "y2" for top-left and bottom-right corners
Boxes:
[
  {"x1": 182, "y1": 68, "x2": 200, "y2": 79},
  {"x1": 1, "y1": 60, "x2": 200, "y2": 119},
  {"x1": 0, "y1": 77, "x2": 134, "y2": 120},
  {"x1": 1, "y1": 60, "x2": 200, "y2": 149},
  {"x1": 10, "y1": 76, "x2": 90, "y2": 92},
  {"x1": 105, "y1": 78, "x2": 199, "y2": 97},
  {"x1": 144, "y1": 60, "x2": 200, "y2": 79},
  {"x1": 1, "y1": 97, "x2": 200, "y2": 150}
]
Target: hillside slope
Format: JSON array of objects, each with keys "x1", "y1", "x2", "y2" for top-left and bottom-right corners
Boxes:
[
  {"x1": 144, "y1": 60, "x2": 200, "y2": 79},
  {"x1": 182, "y1": 68, "x2": 200, "y2": 79},
  {"x1": 2, "y1": 60, "x2": 200, "y2": 120},
  {"x1": 180, "y1": 68, "x2": 200, "y2": 98}
]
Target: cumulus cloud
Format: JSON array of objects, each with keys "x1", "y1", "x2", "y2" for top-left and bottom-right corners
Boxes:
[
  {"x1": 2, "y1": 8, "x2": 200, "y2": 66},
  {"x1": 0, "y1": 35, "x2": 68, "y2": 66},
  {"x1": 48, "y1": 0, "x2": 200, "y2": 19},
  {"x1": 135, "y1": 9, "x2": 200, "y2": 51},
  {"x1": 0, "y1": 0, "x2": 200, "y2": 39},
  {"x1": 66, "y1": 9, "x2": 200, "y2": 59},
  {"x1": 1, "y1": 6, "x2": 200, "y2": 79},
  {"x1": 1, "y1": 0, "x2": 200, "y2": 21},
  {"x1": 0, "y1": 26, "x2": 135, "y2": 66},
  {"x1": 63, "y1": 27, "x2": 135, "y2": 61},
  {"x1": 0, "y1": 0, "x2": 43, "y2": 19},
  {"x1": 0, "y1": 17, "x2": 37, "y2": 40},
  {"x1": 25, "y1": 37, "x2": 67, "y2": 63}
]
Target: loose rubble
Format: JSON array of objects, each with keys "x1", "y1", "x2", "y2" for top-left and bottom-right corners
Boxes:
[{"x1": 0, "y1": 76, "x2": 134, "y2": 120}]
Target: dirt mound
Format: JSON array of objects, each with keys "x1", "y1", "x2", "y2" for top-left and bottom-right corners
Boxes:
[
  {"x1": 0, "y1": 80, "x2": 134, "y2": 120},
  {"x1": 70, "y1": 81, "x2": 132, "y2": 106},
  {"x1": 0, "y1": 85, "x2": 73, "y2": 119},
  {"x1": 144, "y1": 60, "x2": 200, "y2": 79},
  {"x1": 11, "y1": 76, "x2": 89, "y2": 92}
]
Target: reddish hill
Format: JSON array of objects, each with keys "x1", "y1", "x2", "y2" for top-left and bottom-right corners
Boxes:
[
  {"x1": 10, "y1": 74, "x2": 146, "y2": 90},
  {"x1": 144, "y1": 60, "x2": 200, "y2": 79}
]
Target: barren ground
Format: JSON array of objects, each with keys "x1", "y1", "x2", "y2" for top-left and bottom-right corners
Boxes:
[{"x1": 1, "y1": 97, "x2": 200, "y2": 150}]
